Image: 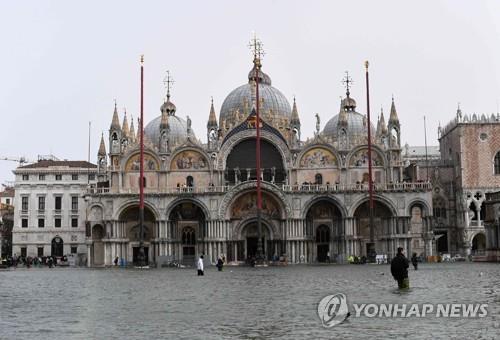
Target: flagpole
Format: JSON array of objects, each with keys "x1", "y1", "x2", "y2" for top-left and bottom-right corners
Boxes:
[
  {"x1": 365, "y1": 61, "x2": 375, "y2": 251},
  {"x1": 254, "y1": 40, "x2": 264, "y2": 263},
  {"x1": 138, "y1": 55, "x2": 146, "y2": 267}
]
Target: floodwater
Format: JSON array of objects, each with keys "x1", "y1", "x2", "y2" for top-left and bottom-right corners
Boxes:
[{"x1": 0, "y1": 263, "x2": 499, "y2": 340}]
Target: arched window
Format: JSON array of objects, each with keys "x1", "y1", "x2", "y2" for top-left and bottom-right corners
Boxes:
[
  {"x1": 186, "y1": 176, "x2": 194, "y2": 187},
  {"x1": 316, "y1": 225, "x2": 330, "y2": 243},
  {"x1": 315, "y1": 173, "x2": 323, "y2": 185},
  {"x1": 182, "y1": 227, "x2": 196, "y2": 245},
  {"x1": 494, "y1": 151, "x2": 500, "y2": 175}
]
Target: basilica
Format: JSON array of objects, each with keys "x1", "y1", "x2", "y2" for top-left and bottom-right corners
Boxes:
[{"x1": 84, "y1": 52, "x2": 433, "y2": 266}]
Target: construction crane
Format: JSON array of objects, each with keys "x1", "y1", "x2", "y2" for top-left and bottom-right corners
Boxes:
[{"x1": 0, "y1": 156, "x2": 33, "y2": 166}]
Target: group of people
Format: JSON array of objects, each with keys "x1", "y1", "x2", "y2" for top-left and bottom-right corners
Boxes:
[
  {"x1": 390, "y1": 247, "x2": 420, "y2": 289},
  {"x1": 196, "y1": 255, "x2": 225, "y2": 275},
  {"x1": 0, "y1": 254, "x2": 63, "y2": 268}
]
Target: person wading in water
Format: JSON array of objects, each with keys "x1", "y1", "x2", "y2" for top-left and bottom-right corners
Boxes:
[
  {"x1": 411, "y1": 253, "x2": 418, "y2": 270},
  {"x1": 391, "y1": 247, "x2": 409, "y2": 289}
]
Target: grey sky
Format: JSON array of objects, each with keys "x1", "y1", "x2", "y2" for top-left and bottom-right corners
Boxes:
[{"x1": 1, "y1": 0, "x2": 500, "y2": 184}]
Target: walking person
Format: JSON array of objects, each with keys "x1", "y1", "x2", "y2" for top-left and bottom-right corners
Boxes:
[
  {"x1": 216, "y1": 256, "x2": 224, "y2": 271},
  {"x1": 411, "y1": 253, "x2": 418, "y2": 270},
  {"x1": 391, "y1": 247, "x2": 409, "y2": 289},
  {"x1": 197, "y1": 255, "x2": 204, "y2": 276}
]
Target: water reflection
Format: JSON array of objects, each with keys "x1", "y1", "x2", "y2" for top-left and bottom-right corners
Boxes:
[{"x1": 0, "y1": 263, "x2": 499, "y2": 339}]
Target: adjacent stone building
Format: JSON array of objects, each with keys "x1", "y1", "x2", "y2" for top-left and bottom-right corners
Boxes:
[
  {"x1": 85, "y1": 52, "x2": 433, "y2": 266},
  {"x1": 11, "y1": 157, "x2": 97, "y2": 258}
]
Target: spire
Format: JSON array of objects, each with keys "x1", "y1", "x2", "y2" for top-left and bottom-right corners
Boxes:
[
  {"x1": 110, "y1": 100, "x2": 121, "y2": 130},
  {"x1": 389, "y1": 95, "x2": 399, "y2": 124},
  {"x1": 98, "y1": 133, "x2": 107, "y2": 155},
  {"x1": 207, "y1": 97, "x2": 218, "y2": 127},
  {"x1": 291, "y1": 96, "x2": 301, "y2": 125},
  {"x1": 129, "y1": 115, "x2": 136, "y2": 142},
  {"x1": 456, "y1": 102, "x2": 462, "y2": 119},
  {"x1": 379, "y1": 107, "x2": 387, "y2": 134},
  {"x1": 122, "y1": 109, "x2": 130, "y2": 137}
]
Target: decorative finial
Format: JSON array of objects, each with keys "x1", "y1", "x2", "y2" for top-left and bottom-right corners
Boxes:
[
  {"x1": 248, "y1": 32, "x2": 265, "y2": 68},
  {"x1": 364, "y1": 60, "x2": 369, "y2": 70},
  {"x1": 114, "y1": 99, "x2": 117, "y2": 109},
  {"x1": 163, "y1": 70, "x2": 175, "y2": 100},
  {"x1": 140, "y1": 54, "x2": 144, "y2": 65},
  {"x1": 342, "y1": 71, "x2": 353, "y2": 98},
  {"x1": 211, "y1": 96, "x2": 214, "y2": 105}
]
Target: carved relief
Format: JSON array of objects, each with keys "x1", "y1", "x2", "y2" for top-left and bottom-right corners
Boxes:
[
  {"x1": 171, "y1": 150, "x2": 208, "y2": 170},
  {"x1": 125, "y1": 154, "x2": 159, "y2": 171},
  {"x1": 300, "y1": 148, "x2": 337, "y2": 168}
]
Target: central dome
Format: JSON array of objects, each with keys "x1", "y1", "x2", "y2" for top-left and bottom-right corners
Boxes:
[{"x1": 219, "y1": 66, "x2": 291, "y2": 126}]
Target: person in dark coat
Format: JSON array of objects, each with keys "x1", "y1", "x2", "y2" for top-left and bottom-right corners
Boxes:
[
  {"x1": 391, "y1": 247, "x2": 409, "y2": 289},
  {"x1": 216, "y1": 257, "x2": 224, "y2": 271},
  {"x1": 411, "y1": 253, "x2": 418, "y2": 270}
]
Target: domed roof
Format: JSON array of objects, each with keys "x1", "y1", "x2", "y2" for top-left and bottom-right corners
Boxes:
[
  {"x1": 144, "y1": 114, "x2": 196, "y2": 145},
  {"x1": 219, "y1": 66, "x2": 291, "y2": 125},
  {"x1": 323, "y1": 97, "x2": 375, "y2": 139}
]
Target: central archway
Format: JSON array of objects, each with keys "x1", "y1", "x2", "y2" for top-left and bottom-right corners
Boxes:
[
  {"x1": 225, "y1": 138, "x2": 285, "y2": 184},
  {"x1": 119, "y1": 206, "x2": 157, "y2": 265}
]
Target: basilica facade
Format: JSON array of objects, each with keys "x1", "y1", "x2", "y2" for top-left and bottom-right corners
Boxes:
[{"x1": 85, "y1": 56, "x2": 433, "y2": 266}]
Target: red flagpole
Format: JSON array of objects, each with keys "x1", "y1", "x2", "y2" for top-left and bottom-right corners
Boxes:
[
  {"x1": 138, "y1": 55, "x2": 146, "y2": 266},
  {"x1": 365, "y1": 61, "x2": 375, "y2": 245}
]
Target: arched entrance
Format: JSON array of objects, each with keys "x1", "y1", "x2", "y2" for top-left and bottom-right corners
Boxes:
[
  {"x1": 306, "y1": 199, "x2": 342, "y2": 262},
  {"x1": 240, "y1": 221, "x2": 272, "y2": 261},
  {"x1": 353, "y1": 200, "x2": 394, "y2": 258},
  {"x1": 169, "y1": 201, "x2": 206, "y2": 265},
  {"x1": 92, "y1": 224, "x2": 105, "y2": 266},
  {"x1": 120, "y1": 206, "x2": 156, "y2": 265},
  {"x1": 471, "y1": 233, "x2": 486, "y2": 255},
  {"x1": 51, "y1": 236, "x2": 64, "y2": 257},
  {"x1": 316, "y1": 225, "x2": 330, "y2": 262},
  {"x1": 226, "y1": 139, "x2": 285, "y2": 184}
]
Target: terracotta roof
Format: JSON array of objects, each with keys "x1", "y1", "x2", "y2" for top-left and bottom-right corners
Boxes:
[
  {"x1": 18, "y1": 160, "x2": 97, "y2": 169},
  {"x1": 0, "y1": 188, "x2": 14, "y2": 197}
]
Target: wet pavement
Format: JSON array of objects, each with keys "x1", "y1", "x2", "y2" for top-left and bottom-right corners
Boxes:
[{"x1": 0, "y1": 262, "x2": 499, "y2": 339}]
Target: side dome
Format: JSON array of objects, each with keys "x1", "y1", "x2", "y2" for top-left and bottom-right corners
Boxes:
[
  {"x1": 219, "y1": 66, "x2": 292, "y2": 127},
  {"x1": 144, "y1": 114, "x2": 196, "y2": 144},
  {"x1": 323, "y1": 96, "x2": 375, "y2": 140}
]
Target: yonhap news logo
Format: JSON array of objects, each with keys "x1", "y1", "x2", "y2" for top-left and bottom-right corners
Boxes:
[{"x1": 317, "y1": 293, "x2": 488, "y2": 328}]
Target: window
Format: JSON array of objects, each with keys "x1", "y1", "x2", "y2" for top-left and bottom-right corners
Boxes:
[
  {"x1": 88, "y1": 174, "x2": 95, "y2": 181},
  {"x1": 39, "y1": 174, "x2": 45, "y2": 180},
  {"x1": 55, "y1": 218, "x2": 61, "y2": 228},
  {"x1": 20, "y1": 247, "x2": 27, "y2": 257},
  {"x1": 71, "y1": 196, "x2": 78, "y2": 210},
  {"x1": 21, "y1": 219, "x2": 28, "y2": 228},
  {"x1": 55, "y1": 174, "x2": 62, "y2": 181},
  {"x1": 38, "y1": 218, "x2": 45, "y2": 228},
  {"x1": 38, "y1": 247, "x2": 44, "y2": 257},
  {"x1": 71, "y1": 246, "x2": 78, "y2": 254},
  {"x1": 6, "y1": 198, "x2": 10, "y2": 205},
  {"x1": 71, "y1": 218, "x2": 78, "y2": 228},
  {"x1": 38, "y1": 196, "x2": 45, "y2": 210},
  {"x1": 55, "y1": 196, "x2": 62, "y2": 210},
  {"x1": 72, "y1": 174, "x2": 78, "y2": 180},
  {"x1": 315, "y1": 173, "x2": 323, "y2": 185},
  {"x1": 21, "y1": 196, "x2": 28, "y2": 211},
  {"x1": 495, "y1": 152, "x2": 500, "y2": 175},
  {"x1": 22, "y1": 174, "x2": 29, "y2": 181}
]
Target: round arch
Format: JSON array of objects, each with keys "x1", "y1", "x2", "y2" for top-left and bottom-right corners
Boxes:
[
  {"x1": 165, "y1": 197, "x2": 211, "y2": 221},
  {"x1": 407, "y1": 198, "x2": 431, "y2": 217},
  {"x1": 301, "y1": 195, "x2": 347, "y2": 219},
  {"x1": 121, "y1": 148, "x2": 161, "y2": 172},
  {"x1": 233, "y1": 217, "x2": 279, "y2": 240},
  {"x1": 218, "y1": 130, "x2": 290, "y2": 170},
  {"x1": 349, "y1": 195, "x2": 398, "y2": 217},
  {"x1": 114, "y1": 199, "x2": 160, "y2": 221},
  {"x1": 169, "y1": 146, "x2": 212, "y2": 171},
  {"x1": 346, "y1": 145, "x2": 387, "y2": 168},
  {"x1": 295, "y1": 143, "x2": 340, "y2": 169},
  {"x1": 219, "y1": 181, "x2": 291, "y2": 220},
  {"x1": 471, "y1": 232, "x2": 486, "y2": 253}
]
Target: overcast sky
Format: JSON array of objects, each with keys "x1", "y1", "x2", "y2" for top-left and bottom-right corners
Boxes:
[{"x1": 1, "y1": 0, "x2": 500, "y2": 184}]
